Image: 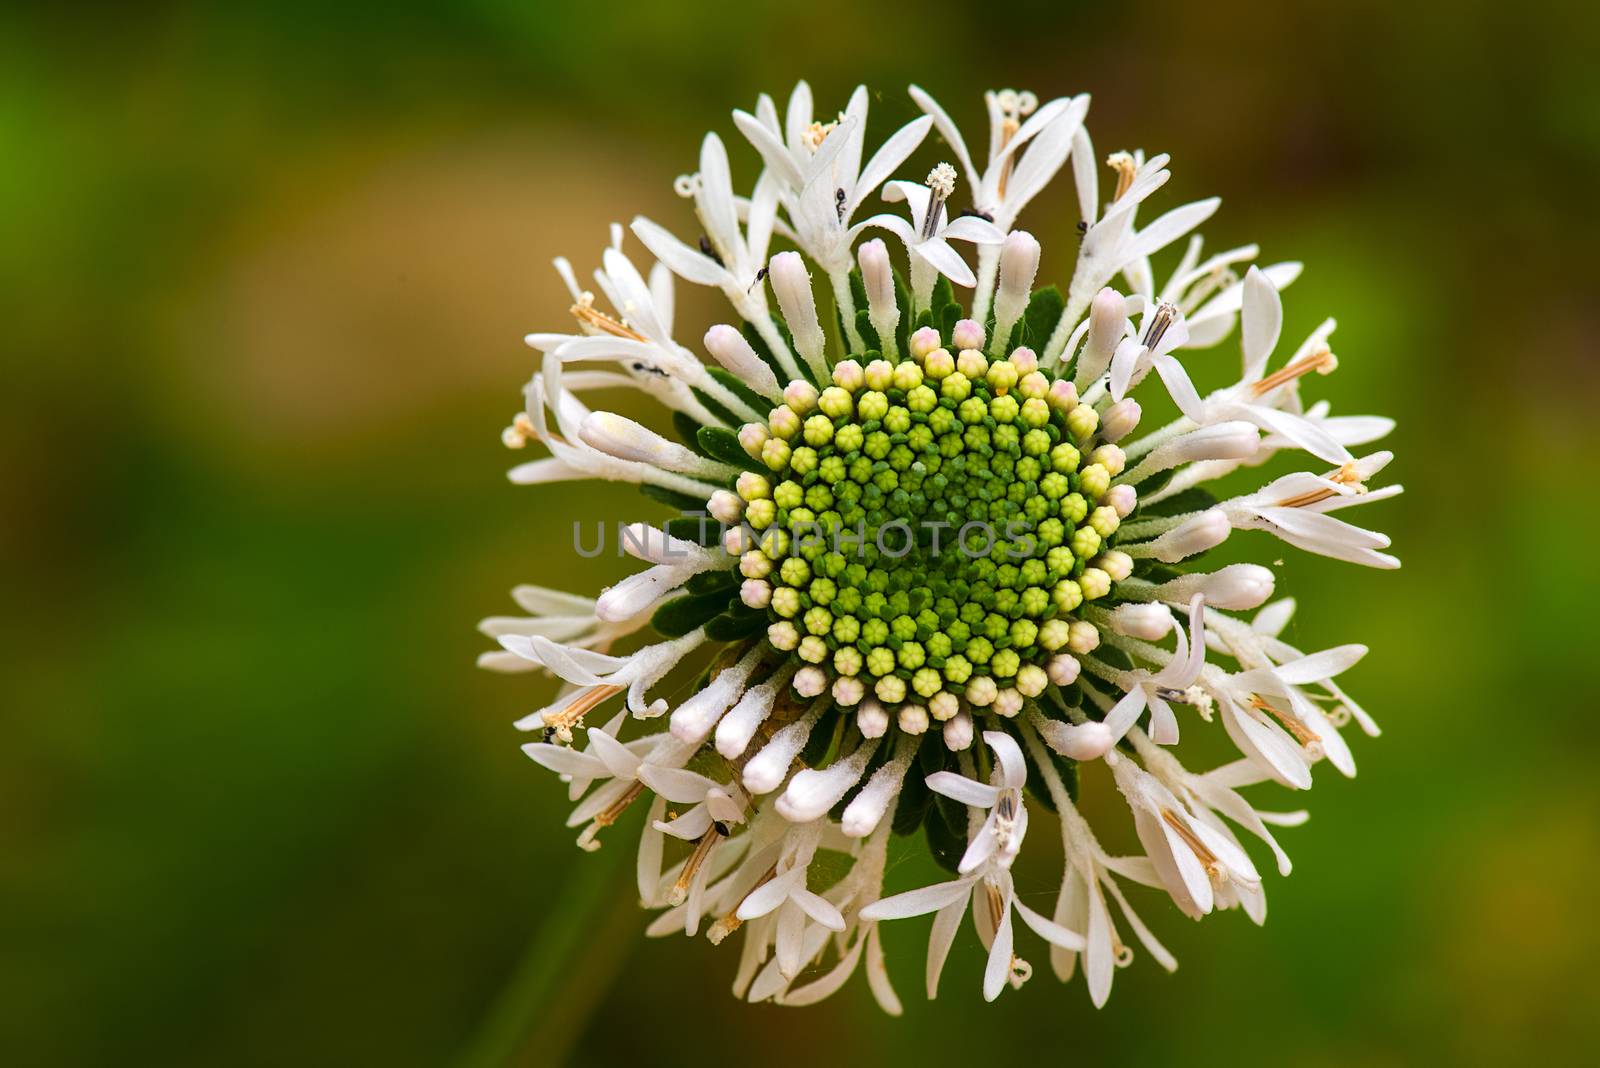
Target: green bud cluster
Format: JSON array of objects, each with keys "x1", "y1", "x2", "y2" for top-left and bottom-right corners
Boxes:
[{"x1": 735, "y1": 337, "x2": 1119, "y2": 713}]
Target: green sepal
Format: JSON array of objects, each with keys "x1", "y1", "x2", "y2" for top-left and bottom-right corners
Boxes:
[
  {"x1": 651, "y1": 589, "x2": 736, "y2": 637},
  {"x1": 707, "y1": 366, "x2": 772, "y2": 415},
  {"x1": 697, "y1": 425, "x2": 763, "y2": 471},
  {"x1": 1135, "y1": 485, "x2": 1220, "y2": 519},
  {"x1": 690, "y1": 387, "x2": 740, "y2": 428},
  {"x1": 1021, "y1": 734, "x2": 1080, "y2": 812},
  {"x1": 801, "y1": 708, "x2": 845, "y2": 768},
  {"x1": 673, "y1": 411, "x2": 715, "y2": 457},
  {"x1": 1019, "y1": 284, "x2": 1065, "y2": 355},
  {"x1": 686, "y1": 568, "x2": 739, "y2": 596},
  {"x1": 638, "y1": 483, "x2": 710, "y2": 511},
  {"x1": 665, "y1": 515, "x2": 722, "y2": 546},
  {"x1": 925, "y1": 789, "x2": 968, "y2": 873},
  {"x1": 704, "y1": 605, "x2": 768, "y2": 642},
  {"x1": 743, "y1": 319, "x2": 788, "y2": 382}
]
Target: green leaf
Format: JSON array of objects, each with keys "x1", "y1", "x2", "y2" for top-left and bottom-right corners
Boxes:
[
  {"x1": 651, "y1": 589, "x2": 735, "y2": 637},
  {"x1": 697, "y1": 425, "x2": 762, "y2": 471}
]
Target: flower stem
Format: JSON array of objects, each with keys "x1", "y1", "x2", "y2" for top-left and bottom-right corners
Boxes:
[{"x1": 452, "y1": 844, "x2": 633, "y2": 1068}]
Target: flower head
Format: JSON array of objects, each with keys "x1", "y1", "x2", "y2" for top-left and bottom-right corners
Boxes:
[{"x1": 479, "y1": 81, "x2": 1399, "y2": 1010}]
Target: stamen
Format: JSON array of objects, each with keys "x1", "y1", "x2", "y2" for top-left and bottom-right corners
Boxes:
[
  {"x1": 923, "y1": 163, "x2": 958, "y2": 241},
  {"x1": 570, "y1": 293, "x2": 646, "y2": 341},
  {"x1": 1160, "y1": 807, "x2": 1220, "y2": 875},
  {"x1": 542, "y1": 683, "x2": 625, "y2": 744},
  {"x1": 993, "y1": 89, "x2": 1038, "y2": 200},
  {"x1": 1250, "y1": 347, "x2": 1338, "y2": 397},
  {"x1": 1273, "y1": 461, "x2": 1367, "y2": 509},
  {"x1": 668, "y1": 826, "x2": 722, "y2": 906},
  {"x1": 1142, "y1": 302, "x2": 1179, "y2": 351},
  {"x1": 1108, "y1": 152, "x2": 1138, "y2": 201},
  {"x1": 1249, "y1": 695, "x2": 1320, "y2": 749},
  {"x1": 802, "y1": 120, "x2": 837, "y2": 152},
  {"x1": 576, "y1": 780, "x2": 645, "y2": 851},
  {"x1": 709, "y1": 863, "x2": 778, "y2": 945}
]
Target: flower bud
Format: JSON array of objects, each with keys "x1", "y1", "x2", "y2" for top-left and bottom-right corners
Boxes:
[
  {"x1": 864, "y1": 359, "x2": 894, "y2": 391},
  {"x1": 793, "y1": 665, "x2": 827, "y2": 698},
  {"x1": 956, "y1": 348, "x2": 988, "y2": 379},
  {"x1": 735, "y1": 471, "x2": 770, "y2": 501},
  {"x1": 1089, "y1": 444, "x2": 1126, "y2": 476},
  {"x1": 768, "y1": 251, "x2": 825, "y2": 374},
  {"x1": 929, "y1": 691, "x2": 960, "y2": 721},
  {"x1": 924, "y1": 347, "x2": 955, "y2": 379},
  {"x1": 1048, "y1": 379, "x2": 1079, "y2": 411},
  {"x1": 1040, "y1": 719, "x2": 1115, "y2": 761},
  {"x1": 1101, "y1": 398, "x2": 1142, "y2": 443},
  {"x1": 1094, "y1": 549, "x2": 1134, "y2": 581},
  {"x1": 1147, "y1": 508, "x2": 1231, "y2": 563},
  {"x1": 856, "y1": 698, "x2": 889, "y2": 739},
  {"x1": 738, "y1": 423, "x2": 769, "y2": 459},
  {"x1": 831, "y1": 359, "x2": 865, "y2": 392},
  {"x1": 767, "y1": 406, "x2": 800, "y2": 440},
  {"x1": 1159, "y1": 421, "x2": 1259, "y2": 466},
  {"x1": 1106, "y1": 483, "x2": 1138, "y2": 517},
  {"x1": 1047, "y1": 653, "x2": 1081, "y2": 685},
  {"x1": 889, "y1": 703, "x2": 925, "y2": 736},
  {"x1": 943, "y1": 711, "x2": 974, "y2": 751},
  {"x1": 704, "y1": 324, "x2": 781, "y2": 398},
  {"x1": 832, "y1": 676, "x2": 864, "y2": 707},
  {"x1": 708, "y1": 489, "x2": 744, "y2": 524},
  {"x1": 1010, "y1": 347, "x2": 1040, "y2": 377},
  {"x1": 952, "y1": 318, "x2": 985, "y2": 351},
  {"x1": 768, "y1": 620, "x2": 799, "y2": 650},
  {"x1": 965, "y1": 676, "x2": 998, "y2": 707},
  {"x1": 858, "y1": 238, "x2": 901, "y2": 359},
  {"x1": 783, "y1": 380, "x2": 818, "y2": 414},
  {"x1": 1077, "y1": 287, "x2": 1126, "y2": 386},
  {"x1": 740, "y1": 578, "x2": 772, "y2": 609},
  {"x1": 993, "y1": 688, "x2": 1024, "y2": 717},
  {"x1": 909, "y1": 326, "x2": 942, "y2": 362},
  {"x1": 1067, "y1": 620, "x2": 1100, "y2": 654},
  {"x1": 1110, "y1": 603, "x2": 1174, "y2": 640},
  {"x1": 991, "y1": 231, "x2": 1040, "y2": 355}
]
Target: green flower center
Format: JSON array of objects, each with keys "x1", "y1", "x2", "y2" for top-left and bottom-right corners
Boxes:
[{"x1": 738, "y1": 341, "x2": 1124, "y2": 715}]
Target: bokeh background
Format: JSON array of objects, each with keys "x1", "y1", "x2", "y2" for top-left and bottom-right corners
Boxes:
[{"x1": 5, "y1": 1, "x2": 1599, "y2": 1065}]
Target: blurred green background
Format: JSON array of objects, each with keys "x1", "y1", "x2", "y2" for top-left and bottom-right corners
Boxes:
[{"x1": 5, "y1": 1, "x2": 1599, "y2": 1065}]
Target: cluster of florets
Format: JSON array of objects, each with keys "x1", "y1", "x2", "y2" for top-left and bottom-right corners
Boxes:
[{"x1": 724, "y1": 319, "x2": 1136, "y2": 738}]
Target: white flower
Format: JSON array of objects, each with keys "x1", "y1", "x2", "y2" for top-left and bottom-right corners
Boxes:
[
  {"x1": 870, "y1": 166, "x2": 1006, "y2": 308},
  {"x1": 477, "y1": 78, "x2": 1399, "y2": 1011},
  {"x1": 861, "y1": 733, "x2": 1085, "y2": 1001},
  {"x1": 1090, "y1": 595, "x2": 1208, "y2": 745},
  {"x1": 907, "y1": 87, "x2": 1090, "y2": 321}
]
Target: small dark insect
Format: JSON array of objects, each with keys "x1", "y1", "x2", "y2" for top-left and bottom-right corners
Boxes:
[
  {"x1": 630, "y1": 360, "x2": 669, "y2": 378},
  {"x1": 958, "y1": 207, "x2": 996, "y2": 222},
  {"x1": 1076, "y1": 219, "x2": 1090, "y2": 237},
  {"x1": 996, "y1": 792, "x2": 1016, "y2": 820},
  {"x1": 542, "y1": 726, "x2": 557, "y2": 743},
  {"x1": 834, "y1": 187, "x2": 847, "y2": 222},
  {"x1": 713, "y1": 820, "x2": 732, "y2": 837},
  {"x1": 698, "y1": 235, "x2": 725, "y2": 268},
  {"x1": 747, "y1": 265, "x2": 769, "y2": 293}
]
